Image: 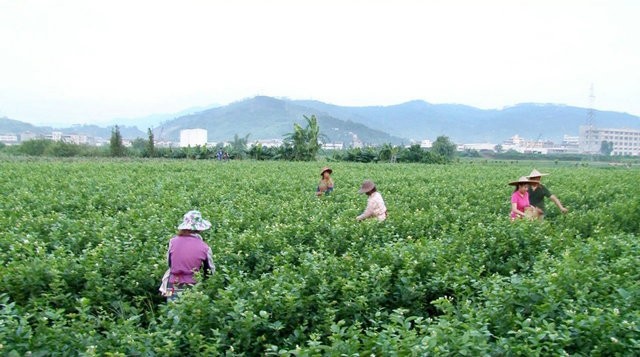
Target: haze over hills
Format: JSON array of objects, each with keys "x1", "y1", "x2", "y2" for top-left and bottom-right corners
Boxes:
[
  {"x1": 0, "y1": 117, "x2": 145, "y2": 140},
  {"x1": 153, "y1": 96, "x2": 403, "y2": 145},
  {"x1": 106, "y1": 102, "x2": 221, "y2": 130},
  {"x1": 2, "y1": 96, "x2": 640, "y2": 145},
  {"x1": 293, "y1": 99, "x2": 640, "y2": 143}
]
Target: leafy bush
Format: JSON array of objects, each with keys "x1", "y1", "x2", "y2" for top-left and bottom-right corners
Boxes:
[{"x1": 0, "y1": 160, "x2": 638, "y2": 355}]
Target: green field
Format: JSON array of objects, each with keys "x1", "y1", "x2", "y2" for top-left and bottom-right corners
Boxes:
[{"x1": 1, "y1": 159, "x2": 638, "y2": 356}]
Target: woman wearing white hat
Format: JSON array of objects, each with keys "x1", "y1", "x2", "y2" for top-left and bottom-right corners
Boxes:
[
  {"x1": 527, "y1": 169, "x2": 568, "y2": 217},
  {"x1": 356, "y1": 180, "x2": 387, "y2": 222},
  {"x1": 160, "y1": 210, "x2": 215, "y2": 301},
  {"x1": 508, "y1": 176, "x2": 537, "y2": 220}
]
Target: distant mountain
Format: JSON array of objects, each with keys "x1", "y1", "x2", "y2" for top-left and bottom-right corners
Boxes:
[
  {"x1": 0, "y1": 117, "x2": 145, "y2": 140},
  {"x1": 154, "y1": 96, "x2": 404, "y2": 145},
  {"x1": 0, "y1": 117, "x2": 48, "y2": 134},
  {"x1": 292, "y1": 100, "x2": 640, "y2": 143},
  {"x1": 60, "y1": 124, "x2": 145, "y2": 140},
  {"x1": 107, "y1": 103, "x2": 221, "y2": 130},
  {"x1": 3, "y1": 97, "x2": 640, "y2": 145}
]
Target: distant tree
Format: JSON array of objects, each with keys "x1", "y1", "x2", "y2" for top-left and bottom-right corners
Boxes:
[
  {"x1": 18, "y1": 139, "x2": 50, "y2": 156},
  {"x1": 398, "y1": 144, "x2": 425, "y2": 163},
  {"x1": 431, "y1": 135, "x2": 457, "y2": 162},
  {"x1": 494, "y1": 144, "x2": 503, "y2": 153},
  {"x1": 45, "y1": 141, "x2": 81, "y2": 157},
  {"x1": 145, "y1": 128, "x2": 155, "y2": 157},
  {"x1": 110, "y1": 125, "x2": 126, "y2": 157},
  {"x1": 378, "y1": 144, "x2": 392, "y2": 162},
  {"x1": 283, "y1": 115, "x2": 326, "y2": 161},
  {"x1": 378, "y1": 143, "x2": 401, "y2": 163},
  {"x1": 600, "y1": 141, "x2": 614, "y2": 156},
  {"x1": 230, "y1": 133, "x2": 250, "y2": 159},
  {"x1": 131, "y1": 138, "x2": 146, "y2": 153}
]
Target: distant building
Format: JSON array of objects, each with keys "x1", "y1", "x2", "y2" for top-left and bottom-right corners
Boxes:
[
  {"x1": 0, "y1": 134, "x2": 19, "y2": 145},
  {"x1": 420, "y1": 139, "x2": 432, "y2": 149},
  {"x1": 562, "y1": 135, "x2": 579, "y2": 147},
  {"x1": 322, "y1": 142, "x2": 344, "y2": 150},
  {"x1": 579, "y1": 126, "x2": 640, "y2": 156},
  {"x1": 501, "y1": 134, "x2": 556, "y2": 154},
  {"x1": 251, "y1": 139, "x2": 283, "y2": 148},
  {"x1": 458, "y1": 143, "x2": 497, "y2": 152},
  {"x1": 41, "y1": 131, "x2": 94, "y2": 145},
  {"x1": 179, "y1": 129, "x2": 208, "y2": 147},
  {"x1": 349, "y1": 133, "x2": 363, "y2": 148},
  {"x1": 65, "y1": 133, "x2": 93, "y2": 145},
  {"x1": 20, "y1": 132, "x2": 39, "y2": 142}
]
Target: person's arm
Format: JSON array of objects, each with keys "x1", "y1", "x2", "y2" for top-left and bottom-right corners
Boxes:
[
  {"x1": 511, "y1": 202, "x2": 526, "y2": 218},
  {"x1": 357, "y1": 197, "x2": 377, "y2": 221},
  {"x1": 550, "y1": 195, "x2": 568, "y2": 213},
  {"x1": 167, "y1": 240, "x2": 173, "y2": 267},
  {"x1": 202, "y1": 246, "x2": 215, "y2": 279}
]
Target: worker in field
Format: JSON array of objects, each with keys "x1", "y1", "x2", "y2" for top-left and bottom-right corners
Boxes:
[
  {"x1": 356, "y1": 179, "x2": 387, "y2": 221},
  {"x1": 509, "y1": 176, "x2": 538, "y2": 221},
  {"x1": 159, "y1": 210, "x2": 215, "y2": 301},
  {"x1": 316, "y1": 167, "x2": 334, "y2": 196},
  {"x1": 527, "y1": 169, "x2": 569, "y2": 218}
]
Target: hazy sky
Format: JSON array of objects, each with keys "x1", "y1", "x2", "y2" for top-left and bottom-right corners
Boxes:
[{"x1": 1, "y1": 0, "x2": 638, "y2": 125}]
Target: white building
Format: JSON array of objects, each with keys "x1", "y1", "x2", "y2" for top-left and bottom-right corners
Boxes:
[
  {"x1": 562, "y1": 135, "x2": 579, "y2": 147},
  {"x1": 179, "y1": 129, "x2": 208, "y2": 148},
  {"x1": 579, "y1": 126, "x2": 640, "y2": 156},
  {"x1": 458, "y1": 143, "x2": 496, "y2": 152},
  {"x1": 251, "y1": 139, "x2": 283, "y2": 148},
  {"x1": 420, "y1": 139, "x2": 432, "y2": 149},
  {"x1": 322, "y1": 142, "x2": 344, "y2": 150},
  {"x1": 0, "y1": 134, "x2": 19, "y2": 145}
]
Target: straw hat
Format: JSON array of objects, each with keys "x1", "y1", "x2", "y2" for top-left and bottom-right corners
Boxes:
[
  {"x1": 527, "y1": 169, "x2": 549, "y2": 179},
  {"x1": 178, "y1": 210, "x2": 212, "y2": 231},
  {"x1": 508, "y1": 176, "x2": 536, "y2": 186},
  {"x1": 358, "y1": 180, "x2": 376, "y2": 193},
  {"x1": 320, "y1": 167, "x2": 333, "y2": 176}
]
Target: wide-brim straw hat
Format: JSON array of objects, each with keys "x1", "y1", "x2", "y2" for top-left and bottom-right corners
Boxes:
[
  {"x1": 358, "y1": 180, "x2": 376, "y2": 193},
  {"x1": 178, "y1": 210, "x2": 212, "y2": 231},
  {"x1": 320, "y1": 167, "x2": 333, "y2": 176},
  {"x1": 508, "y1": 176, "x2": 536, "y2": 186},
  {"x1": 527, "y1": 169, "x2": 549, "y2": 179}
]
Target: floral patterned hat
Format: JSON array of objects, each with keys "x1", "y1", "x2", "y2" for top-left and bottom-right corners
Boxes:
[{"x1": 178, "y1": 210, "x2": 212, "y2": 231}]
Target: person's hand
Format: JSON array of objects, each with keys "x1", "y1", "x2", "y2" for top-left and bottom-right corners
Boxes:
[{"x1": 560, "y1": 207, "x2": 568, "y2": 214}]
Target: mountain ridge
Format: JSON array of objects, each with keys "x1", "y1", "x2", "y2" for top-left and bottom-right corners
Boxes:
[{"x1": 2, "y1": 97, "x2": 640, "y2": 144}]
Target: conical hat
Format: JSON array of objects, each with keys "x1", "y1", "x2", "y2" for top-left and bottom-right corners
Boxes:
[
  {"x1": 320, "y1": 167, "x2": 333, "y2": 176},
  {"x1": 508, "y1": 176, "x2": 536, "y2": 186},
  {"x1": 358, "y1": 180, "x2": 376, "y2": 193},
  {"x1": 527, "y1": 169, "x2": 549, "y2": 178}
]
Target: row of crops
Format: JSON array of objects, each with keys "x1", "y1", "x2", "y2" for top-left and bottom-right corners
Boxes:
[{"x1": 0, "y1": 158, "x2": 638, "y2": 356}]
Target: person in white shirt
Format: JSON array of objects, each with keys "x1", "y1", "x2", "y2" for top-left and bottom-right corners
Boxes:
[{"x1": 356, "y1": 180, "x2": 387, "y2": 222}]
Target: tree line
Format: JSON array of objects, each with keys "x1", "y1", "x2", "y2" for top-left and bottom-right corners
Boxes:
[{"x1": 1, "y1": 116, "x2": 457, "y2": 163}]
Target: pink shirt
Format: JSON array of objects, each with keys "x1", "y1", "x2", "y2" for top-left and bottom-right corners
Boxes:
[
  {"x1": 358, "y1": 191, "x2": 387, "y2": 221},
  {"x1": 510, "y1": 191, "x2": 530, "y2": 219},
  {"x1": 168, "y1": 234, "x2": 215, "y2": 284}
]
